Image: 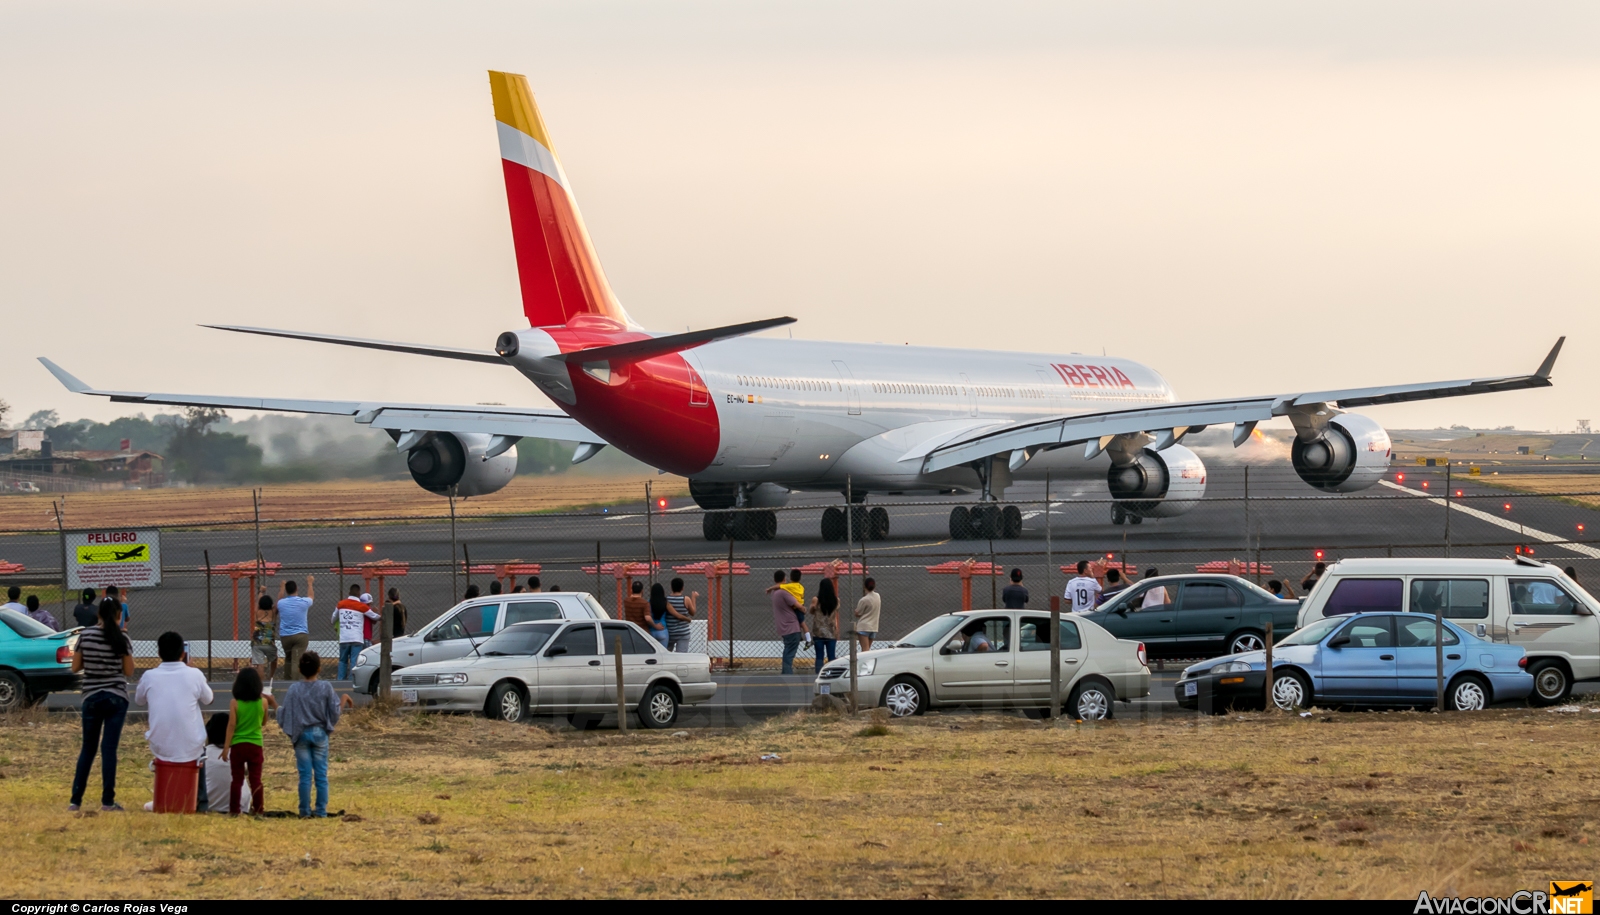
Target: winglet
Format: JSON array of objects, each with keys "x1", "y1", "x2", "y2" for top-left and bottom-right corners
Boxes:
[
  {"x1": 37, "y1": 358, "x2": 93, "y2": 394},
  {"x1": 1535, "y1": 336, "x2": 1565, "y2": 380}
]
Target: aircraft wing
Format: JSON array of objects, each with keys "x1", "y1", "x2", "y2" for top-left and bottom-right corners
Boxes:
[
  {"x1": 921, "y1": 337, "x2": 1564, "y2": 473},
  {"x1": 36, "y1": 358, "x2": 607, "y2": 446}
]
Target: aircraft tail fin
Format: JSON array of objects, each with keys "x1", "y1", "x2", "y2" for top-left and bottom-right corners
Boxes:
[{"x1": 489, "y1": 71, "x2": 631, "y2": 329}]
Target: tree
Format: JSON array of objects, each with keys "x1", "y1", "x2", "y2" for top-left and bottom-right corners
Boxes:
[
  {"x1": 0, "y1": 398, "x2": 9, "y2": 428},
  {"x1": 165, "y1": 407, "x2": 264, "y2": 483},
  {"x1": 23, "y1": 409, "x2": 60, "y2": 429}
]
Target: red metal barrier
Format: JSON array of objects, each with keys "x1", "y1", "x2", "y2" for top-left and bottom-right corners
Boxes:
[
  {"x1": 672, "y1": 561, "x2": 750, "y2": 640},
  {"x1": 1194, "y1": 560, "x2": 1274, "y2": 576},
  {"x1": 927, "y1": 560, "x2": 1006, "y2": 612},
  {"x1": 582, "y1": 561, "x2": 659, "y2": 615},
  {"x1": 205, "y1": 561, "x2": 282, "y2": 642},
  {"x1": 464, "y1": 561, "x2": 542, "y2": 593},
  {"x1": 0, "y1": 561, "x2": 26, "y2": 576}
]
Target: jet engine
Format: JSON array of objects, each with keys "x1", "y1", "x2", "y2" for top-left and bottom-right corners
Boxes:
[
  {"x1": 405, "y1": 432, "x2": 517, "y2": 497},
  {"x1": 1290, "y1": 413, "x2": 1391, "y2": 493},
  {"x1": 1105, "y1": 443, "x2": 1206, "y2": 518}
]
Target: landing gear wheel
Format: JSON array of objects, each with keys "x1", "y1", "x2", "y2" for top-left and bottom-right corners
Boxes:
[
  {"x1": 488, "y1": 682, "x2": 527, "y2": 723},
  {"x1": 1129, "y1": 512, "x2": 1143, "y2": 525},
  {"x1": 703, "y1": 511, "x2": 729, "y2": 541},
  {"x1": 1001, "y1": 505, "x2": 1023, "y2": 539},
  {"x1": 638, "y1": 683, "x2": 679, "y2": 729},
  {"x1": 972, "y1": 504, "x2": 1002, "y2": 539},
  {"x1": 1448, "y1": 674, "x2": 1489, "y2": 711},
  {"x1": 850, "y1": 505, "x2": 871, "y2": 542},
  {"x1": 1527, "y1": 659, "x2": 1571, "y2": 707},
  {"x1": 1111, "y1": 503, "x2": 1126, "y2": 526},
  {"x1": 567, "y1": 713, "x2": 604, "y2": 731},
  {"x1": 821, "y1": 507, "x2": 846, "y2": 542},
  {"x1": 869, "y1": 506, "x2": 889, "y2": 541},
  {"x1": 759, "y1": 509, "x2": 778, "y2": 540},
  {"x1": 949, "y1": 506, "x2": 973, "y2": 539},
  {"x1": 880, "y1": 676, "x2": 927, "y2": 717},
  {"x1": 1066, "y1": 679, "x2": 1114, "y2": 720}
]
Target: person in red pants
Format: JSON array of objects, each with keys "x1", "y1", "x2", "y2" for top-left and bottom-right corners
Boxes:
[{"x1": 222, "y1": 668, "x2": 274, "y2": 815}]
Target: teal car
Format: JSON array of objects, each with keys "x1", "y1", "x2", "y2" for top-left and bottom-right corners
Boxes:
[{"x1": 0, "y1": 609, "x2": 81, "y2": 711}]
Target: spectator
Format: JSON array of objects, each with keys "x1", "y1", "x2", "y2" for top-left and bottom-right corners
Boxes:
[
  {"x1": 646, "y1": 583, "x2": 671, "y2": 648},
  {"x1": 665, "y1": 578, "x2": 696, "y2": 652},
  {"x1": 68, "y1": 598, "x2": 135, "y2": 812},
  {"x1": 853, "y1": 577, "x2": 881, "y2": 652},
  {"x1": 489, "y1": 580, "x2": 503, "y2": 596},
  {"x1": 0, "y1": 586, "x2": 23, "y2": 614},
  {"x1": 1097, "y1": 568, "x2": 1128, "y2": 606},
  {"x1": 1564, "y1": 566, "x2": 1578, "y2": 582},
  {"x1": 808, "y1": 578, "x2": 840, "y2": 671},
  {"x1": 276, "y1": 651, "x2": 351, "y2": 818},
  {"x1": 622, "y1": 580, "x2": 649, "y2": 628},
  {"x1": 1064, "y1": 561, "x2": 1101, "y2": 614},
  {"x1": 1301, "y1": 562, "x2": 1327, "y2": 593},
  {"x1": 768, "y1": 570, "x2": 805, "y2": 674},
  {"x1": 1001, "y1": 569, "x2": 1029, "y2": 609},
  {"x1": 222, "y1": 667, "x2": 272, "y2": 816},
  {"x1": 386, "y1": 588, "x2": 408, "y2": 638},
  {"x1": 134, "y1": 631, "x2": 214, "y2": 796},
  {"x1": 463, "y1": 584, "x2": 481, "y2": 600},
  {"x1": 1141, "y1": 568, "x2": 1170, "y2": 609},
  {"x1": 782, "y1": 571, "x2": 808, "y2": 647},
  {"x1": 105, "y1": 585, "x2": 130, "y2": 632},
  {"x1": 276, "y1": 577, "x2": 314, "y2": 680},
  {"x1": 332, "y1": 584, "x2": 379, "y2": 681},
  {"x1": 71, "y1": 588, "x2": 98, "y2": 629},
  {"x1": 25, "y1": 594, "x2": 58, "y2": 630},
  {"x1": 547, "y1": 585, "x2": 560, "y2": 592},
  {"x1": 527, "y1": 576, "x2": 542, "y2": 593},
  {"x1": 1266, "y1": 579, "x2": 1298, "y2": 600},
  {"x1": 201, "y1": 713, "x2": 247, "y2": 814},
  {"x1": 251, "y1": 593, "x2": 279, "y2": 681}
]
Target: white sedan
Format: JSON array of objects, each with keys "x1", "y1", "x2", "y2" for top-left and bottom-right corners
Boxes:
[
  {"x1": 815, "y1": 610, "x2": 1149, "y2": 720},
  {"x1": 394, "y1": 619, "x2": 717, "y2": 729}
]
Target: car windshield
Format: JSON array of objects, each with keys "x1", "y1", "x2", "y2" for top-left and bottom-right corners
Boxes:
[
  {"x1": 1275, "y1": 617, "x2": 1344, "y2": 647},
  {"x1": 0, "y1": 609, "x2": 56, "y2": 638},
  {"x1": 890, "y1": 615, "x2": 966, "y2": 648},
  {"x1": 478, "y1": 623, "x2": 560, "y2": 656}
]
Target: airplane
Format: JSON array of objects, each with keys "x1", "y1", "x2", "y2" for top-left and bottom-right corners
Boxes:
[
  {"x1": 82, "y1": 546, "x2": 148, "y2": 563},
  {"x1": 40, "y1": 71, "x2": 1565, "y2": 543}
]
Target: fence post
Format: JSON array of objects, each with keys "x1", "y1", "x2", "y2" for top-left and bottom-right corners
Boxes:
[
  {"x1": 380, "y1": 590, "x2": 393, "y2": 700},
  {"x1": 54, "y1": 500, "x2": 68, "y2": 630},
  {"x1": 336, "y1": 546, "x2": 345, "y2": 603},
  {"x1": 595, "y1": 542, "x2": 602, "y2": 611},
  {"x1": 204, "y1": 549, "x2": 213, "y2": 681},
  {"x1": 1435, "y1": 605, "x2": 1446, "y2": 712},
  {"x1": 1050, "y1": 594, "x2": 1062, "y2": 720},
  {"x1": 614, "y1": 633, "x2": 628, "y2": 732},
  {"x1": 1263, "y1": 618, "x2": 1274, "y2": 711},
  {"x1": 1444, "y1": 462, "x2": 1452, "y2": 558},
  {"x1": 1243, "y1": 466, "x2": 1250, "y2": 566},
  {"x1": 449, "y1": 486, "x2": 458, "y2": 603},
  {"x1": 463, "y1": 544, "x2": 471, "y2": 594},
  {"x1": 1044, "y1": 472, "x2": 1052, "y2": 615},
  {"x1": 645, "y1": 481, "x2": 655, "y2": 589},
  {"x1": 726, "y1": 537, "x2": 735, "y2": 668}
]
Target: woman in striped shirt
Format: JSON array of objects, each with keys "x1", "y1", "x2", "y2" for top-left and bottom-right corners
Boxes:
[
  {"x1": 69, "y1": 599, "x2": 135, "y2": 812},
  {"x1": 665, "y1": 578, "x2": 697, "y2": 653}
]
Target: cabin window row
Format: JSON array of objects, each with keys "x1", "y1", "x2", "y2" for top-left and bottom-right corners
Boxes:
[{"x1": 736, "y1": 375, "x2": 837, "y2": 392}]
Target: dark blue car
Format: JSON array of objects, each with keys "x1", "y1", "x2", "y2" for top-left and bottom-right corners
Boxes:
[{"x1": 1175, "y1": 611, "x2": 1532, "y2": 713}]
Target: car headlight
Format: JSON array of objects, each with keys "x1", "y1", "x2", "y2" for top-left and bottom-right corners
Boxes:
[
  {"x1": 436, "y1": 673, "x2": 469, "y2": 685},
  {"x1": 1210, "y1": 660, "x2": 1253, "y2": 674},
  {"x1": 357, "y1": 649, "x2": 372, "y2": 667},
  {"x1": 857, "y1": 658, "x2": 876, "y2": 677}
]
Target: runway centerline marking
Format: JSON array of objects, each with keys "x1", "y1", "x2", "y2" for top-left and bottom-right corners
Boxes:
[{"x1": 1379, "y1": 480, "x2": 1600, "y2": 559}]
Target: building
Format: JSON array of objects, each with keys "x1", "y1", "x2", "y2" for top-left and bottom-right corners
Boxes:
[
  {"x1": 0, "y1": 444, "x2": 165, "y2": 486},
  {"x1": 0, "y1": 430, "x2": 46, "y2": 455}
]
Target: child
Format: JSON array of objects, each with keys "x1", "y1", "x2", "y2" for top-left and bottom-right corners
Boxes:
[
  {"x1": 202, "y1": 713, "x2": 248, "y2": 813},
  {"x1": 275, "y1": 651, "x2": 353, "y2": 818},
  {"x1": 222, "y1": 667, "x2": 274, "y2": 815}
]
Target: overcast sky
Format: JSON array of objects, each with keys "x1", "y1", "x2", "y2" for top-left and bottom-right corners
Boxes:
[{"x1": 3, "y1": 1, "x2": 1596, "y2": 432}]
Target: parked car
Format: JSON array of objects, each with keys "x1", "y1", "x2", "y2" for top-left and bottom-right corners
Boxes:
[
  {"x1": 1175, "y1": 611, "x2": 1532, "y2": 713},
  {"x1": 1296, "y1": 557, "x2": 1598, "y2": 706},
  {"x1": 813, "y1": 609, "x2": 1149, "y2": 720},
  {"x1": 0, "y1": 609, "x2": 80, "y2": 711},
  {"x1": 351, "y1": 591, "x2": 609, "y2": 694},
  {"x1": 394, "y1": 619, "x2": 716, "y2": 729},
  {"x1": 1077, "y1": 574, "x2": 1301, "y2": 659}
]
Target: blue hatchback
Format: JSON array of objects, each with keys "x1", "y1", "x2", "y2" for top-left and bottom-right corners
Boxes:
[{"x1": 1175, "y1": 611, "x2": 1532, "y2": 712}]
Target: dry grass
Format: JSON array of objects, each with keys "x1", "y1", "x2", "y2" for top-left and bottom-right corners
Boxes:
[
  {"x1": 1, "y1": 708, "x2": 1596, "y2": 899},
  {"x1": 0, "y1": 475, "x2": 690, "y2": 531},
  {"x1": 1469, "y1": 474, "x2": 1600, "y2": 509}
]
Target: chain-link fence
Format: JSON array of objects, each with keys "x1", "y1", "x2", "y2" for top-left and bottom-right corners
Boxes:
[{"x1": 3, "y1": 462, "x2": 1597, "y2": 670}]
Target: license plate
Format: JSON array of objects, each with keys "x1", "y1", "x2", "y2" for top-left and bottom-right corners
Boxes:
[
  {"x1": 819, "y1": 683, "x2": 831, "y2": 695},
  {"x1": 1184, "y1": 681, "x2": 1197, "y2": 697},
  {"x1": 401, "y1": 689, "x2": 418, "y2": 704}
]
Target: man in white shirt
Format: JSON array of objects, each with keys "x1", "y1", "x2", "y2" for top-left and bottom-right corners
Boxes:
[
  {"x1": 1064, "y1": 560, "x2": 1102, "y2": 614},
  {"x1": 0, "y1": 585, "x2": 25, "y2": 615},
  {"x1": 134, "y1": 631, "x2": 214, "y2": 764},
  {"x1": 333, "y1": 584, "x2": 380, "y2": 681}
]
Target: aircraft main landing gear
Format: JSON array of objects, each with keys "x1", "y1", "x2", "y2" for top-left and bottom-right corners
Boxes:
[
  {"x1": 821, "y1": 506, "x2": 888, "y2": 542},
  {"x1": 703, "y1": 510, "x2": 777, "y2": 541},
  {"x1": 948, "y1": 504, "x2": 1022, "y2": 540},
  {"x1": 1110, "y1": 503, "x2": 1143, "y2": 526}
]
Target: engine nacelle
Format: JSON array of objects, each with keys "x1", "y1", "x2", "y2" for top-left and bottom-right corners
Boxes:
[
  {"x1": 1105, "y1": 443, "x2": 1206, "y2": 518},
  {"x1": 406, "y1": 432, "x2": 517, "y2": 497},
  {"x1": 1291, "y1": 413, "x2": 1391, "y2": 493}
]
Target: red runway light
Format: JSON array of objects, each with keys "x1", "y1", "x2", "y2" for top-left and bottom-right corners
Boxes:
[
  {"x1": 1314, "y1": 549, "x2": 1325, "y2": 561},
  {"x1": 657, "y1": 498, "x2": 668, "y2": 510},
  {"x1": 1421, "y1": 481, "x2": 1429, "y2": 489},
  {"x1": 363, "y1": 544, "x2": 374, "y2": 553},
  {"x1": 1579, "y1": 524, "x2": 1586, "y2": 533},
  {"x1": 1504, "y1": 503, "x2": 1512, "y2": 511},
  {"x1": 1455, "y1": 490, "x2": 1463, "y2": 497},
  {"x1": 1397, "y1": 473, "x2": 1405, "y2": 483}
]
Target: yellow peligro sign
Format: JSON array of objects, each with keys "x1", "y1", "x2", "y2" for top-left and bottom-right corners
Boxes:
[{"x1": 76, "y1": 544, "x2": 151, "y2": 564}]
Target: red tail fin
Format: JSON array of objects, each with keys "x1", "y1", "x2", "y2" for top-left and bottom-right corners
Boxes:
[{"x1": 490, "y1": 71, "x2": 629, "y2": 329}]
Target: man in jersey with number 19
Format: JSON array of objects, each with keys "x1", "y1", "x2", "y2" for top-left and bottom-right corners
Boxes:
[{"x1": 1064, "y1": 560, "x2": 1101, "y2": 615}]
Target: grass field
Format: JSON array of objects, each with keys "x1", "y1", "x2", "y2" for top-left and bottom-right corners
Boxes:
[
  {"x1": 0, "y1": 475, "x2": 690, "y2": 532},
  {"x1": 1, "y1": 706, "x2": 1596, "y2": 899}
]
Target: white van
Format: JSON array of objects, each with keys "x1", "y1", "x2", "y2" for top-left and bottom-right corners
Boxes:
[{"x1": 1298, "y1": 556, "x2": 1599, "y2": 705}]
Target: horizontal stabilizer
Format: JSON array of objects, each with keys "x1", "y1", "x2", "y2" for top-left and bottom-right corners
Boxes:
[
  {"x1": 550, "y1": 316, "x2": 796, "y2": 364},
  {"x1": 203, "y1": 325, "x2": 505, "y2": 364}
]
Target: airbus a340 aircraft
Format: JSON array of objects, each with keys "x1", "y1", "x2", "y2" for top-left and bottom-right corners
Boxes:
[{"x1": 41, "y1": 71, "x2": 1564, "y2": 543}]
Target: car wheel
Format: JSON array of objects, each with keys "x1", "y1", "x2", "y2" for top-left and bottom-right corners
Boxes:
[
  {"x1": 1448, "y1": 674, "x2": 1489, "y2": 712},
  {"x1": 1228, "y1": 630, "x2": 1266, "y2": 654},
  {"x1": 0, "y1": 671, "x2": 25, "y2": 713},
  {"x1": 1526, "y1": 659, "x2": 1571, "y2": 707},
  {"x1": 567, "y1": 713, "x2": 604, "y2": 731},
  {"x1": 1270, "y1": 669, "x2": 1312, "y2": 710},
  {"x1": 1067, "y1": 679, "x2": 1114, "y2": 720},
  {"x1": 638, "y1": 683, "x2": 679, "y2": 729},
  {"x1": 488, "y1": 682, "x2": 526, "y2": 723},
  {"x1": 880, "y1": 676, "x2": 926, "y2": 718}
]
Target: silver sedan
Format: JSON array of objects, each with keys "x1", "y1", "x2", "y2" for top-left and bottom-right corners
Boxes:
[{"x1": 395, "y1": 619, "x2": 717, "y2": 729}]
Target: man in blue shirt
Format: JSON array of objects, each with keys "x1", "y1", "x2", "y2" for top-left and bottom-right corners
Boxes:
[
  {"x1": 276, "y1": 575, "x2": 315, "y2": 680},
  {"x1": 1001, "y1": 569, "x2": 1029, "y2": 609}
]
